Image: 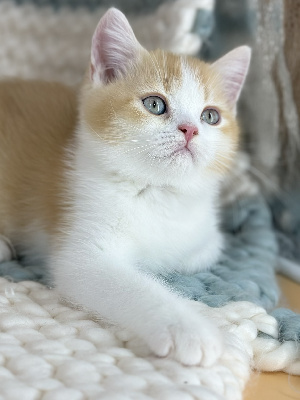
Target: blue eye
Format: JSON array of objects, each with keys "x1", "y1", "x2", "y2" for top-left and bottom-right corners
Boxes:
[
  {"x1": 143, "y1": 96, "x2": 166, "y2": 115},
  {"x1": 201, "y1": 108, "x2": 220, "y2": 125}
]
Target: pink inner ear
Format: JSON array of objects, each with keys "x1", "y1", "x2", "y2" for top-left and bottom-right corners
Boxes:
[
  {"x1": 91, "y1": 8, "x2": 143, "y2": 84},
  {"x1": 212, "y1": 46, "x2": 251, "y2": 107}
]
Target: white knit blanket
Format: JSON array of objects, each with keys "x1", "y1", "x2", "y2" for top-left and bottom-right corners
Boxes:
[
  {"x1": 0, "y1": 1, "x2": 299, "y2": 399},
  {"x1": 2, "y1": 277, "x2": 299, "y2": 400}
]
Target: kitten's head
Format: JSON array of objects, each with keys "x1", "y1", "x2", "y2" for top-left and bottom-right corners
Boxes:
[{"x1": 79, "y1": 8, "x2": 251, "y2": 190}]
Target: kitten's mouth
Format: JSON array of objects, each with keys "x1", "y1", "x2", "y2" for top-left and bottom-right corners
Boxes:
[
  {"x1": 169, "y1": 146, "x2": 195, "y2": 161},
  {"x1": 155, "y1": 145, "x2": 195, "y2": 162},
  {"x1": 171, "y1": 146, "x2": 192, "y2": 156}
]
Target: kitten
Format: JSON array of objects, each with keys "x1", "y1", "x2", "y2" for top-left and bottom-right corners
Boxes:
[{"x1": 0, "y1": 8, "x2": 250, "y2": 366}]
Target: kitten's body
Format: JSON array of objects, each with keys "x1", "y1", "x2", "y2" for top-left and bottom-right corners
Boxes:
[
  {"x1": 0, "y1": 9, "x2": 251, "y2": 366},
  {"x1": 0, "y1": 80, "x2": 76, "y2": 263}
]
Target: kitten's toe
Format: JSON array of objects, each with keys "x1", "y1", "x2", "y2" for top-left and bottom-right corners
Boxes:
[
  {"x1": 147, "y1": 330, "x2": 172, "y2": 358},
  {"x1": 171, "y1": 334, "x2": 204, "y2": 366},
  {"x1": 199, "y1": 329, "x2": 224, "y2": 367},
  {"x1": 171, "y1": 316, "x2": 223, "y2": 366},
  {"x1": 145, "y1": 310, "x2": 223, "y2": 366}
]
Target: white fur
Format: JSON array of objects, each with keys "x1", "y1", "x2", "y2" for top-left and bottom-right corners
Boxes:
[
  {"x1": 0, "y1": 1, "x2": 252, "y2": 372},
  {"x1": 52, "y1": 117, "x2": 225, "y2": 366},
  {"x1": 47, "y1": 9, "x2": 252, "y2": 367},
  {"x1": 50, "y1": 68, "x2": 230, "y2": 366}
]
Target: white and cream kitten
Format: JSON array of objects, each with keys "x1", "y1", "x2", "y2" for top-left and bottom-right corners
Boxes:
[{"x1": 0, "y1": 9, "x2": 251, "y2": 366}]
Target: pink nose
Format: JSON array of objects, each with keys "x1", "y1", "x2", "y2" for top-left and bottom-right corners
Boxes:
[{"x1": 178, "y1": 124, "x2": 198, "y2": 144}]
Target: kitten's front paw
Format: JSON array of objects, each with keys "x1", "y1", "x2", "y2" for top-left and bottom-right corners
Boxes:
[{"x1": 147, "y1": 310, "x2": 223, "y2": 366}]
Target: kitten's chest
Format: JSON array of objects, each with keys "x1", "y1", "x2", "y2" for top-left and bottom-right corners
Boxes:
[{"x1": 127, "y1": 187, "x2": 220, "y2": 272}]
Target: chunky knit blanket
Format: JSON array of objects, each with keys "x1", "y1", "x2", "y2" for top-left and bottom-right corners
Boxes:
[
  {"x1": 1, "y1": 192, "x2": 300, "y2": 400},
  {"x1": 0, "y1": 1, "x2": 300, "y2": 400}
]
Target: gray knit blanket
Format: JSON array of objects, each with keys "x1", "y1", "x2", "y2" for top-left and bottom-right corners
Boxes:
[{"x1": 2, "y1": 194, "x2": 299, "y2": 344}]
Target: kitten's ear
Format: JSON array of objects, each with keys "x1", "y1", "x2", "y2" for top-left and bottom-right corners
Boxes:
[
  {"x1": 91, "y1": 8, "x2": 144, "y2": 84},
  {"x1": 212, "y1": 46, "x2": 251, "y2": 109}
]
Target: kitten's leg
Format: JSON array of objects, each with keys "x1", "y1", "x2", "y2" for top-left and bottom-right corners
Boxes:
[
  {"x1": 52, "y1": 245, "x2": 223, "y2": 366},
  {"x1": 0, "y1": 235, "x2": 15, "y2": 262}
]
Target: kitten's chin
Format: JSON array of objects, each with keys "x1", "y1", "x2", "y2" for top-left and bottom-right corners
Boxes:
[
  {"x1": 98, "y1": 142, "x2": 219, "y2": 191},
  {"x1": 155, "y1": 145, "x2": 196, "y2": 169},
  {"x1": 148, "y1": 159, "x2": 219, "y2": 192},
  {"x1": 170, "y1": 146, "x2": 194, "y2": 160}
]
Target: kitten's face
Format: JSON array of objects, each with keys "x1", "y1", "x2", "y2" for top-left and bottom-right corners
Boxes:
[{"x1": 79, "y1": 8, "x2": 250, "y2": 189}]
